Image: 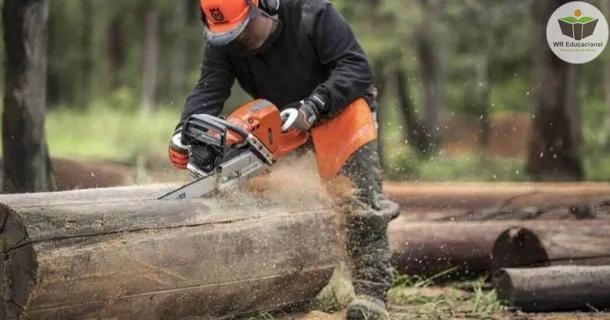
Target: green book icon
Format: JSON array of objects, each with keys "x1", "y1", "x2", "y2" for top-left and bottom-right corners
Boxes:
[{"x1": 558, "y1": 10, "x2": 598, "y2": 40}]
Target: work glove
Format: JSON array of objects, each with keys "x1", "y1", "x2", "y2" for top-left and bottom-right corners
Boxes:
[
  {"x1": 280, "y1": 94, "x2": 326, "y2": 132},
  {"x1": 168, "y1": 131, "x2": 189, "y2": 169}
]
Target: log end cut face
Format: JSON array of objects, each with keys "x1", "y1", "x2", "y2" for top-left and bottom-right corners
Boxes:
[
  {"x1": 491, "y1": 227, "x2": 549, "y2": 272},
  {"x1": 0, "y1": 203, "x2": 36, "y2": 320}
]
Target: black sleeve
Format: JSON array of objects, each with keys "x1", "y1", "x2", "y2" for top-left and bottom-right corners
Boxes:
[
  {"x1": 174, "y1": 44, "x2": 236, "y2": 134},
  {"x1": 310, "y1": 3, "x2": 375, "y2": 116}
]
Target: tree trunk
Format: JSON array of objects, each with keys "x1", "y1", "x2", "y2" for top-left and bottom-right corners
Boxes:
[
  {"x1": 140, "y1": 0, "x2": 158, "y2": 116},
  {"x1": 1, "y1": 0, "x2": 55, "y2": 194},
  {"x1": 372, "y1": 58, "x2": 388, "y2": 169},
  {"x1": 491, "y1": 222, "x2": 610, "y2": 271},
  {"x1": 602, "y1": 0, "x2": 610, "y2": 148},
  {"x1": 493, "y1": 266, "x2": 610, "y2": 312},
  {"x1": 0, "y1": 189, "x2": 340, "y2": 319},
  {"x1": 170, "y1": 0, "x2": 188, "y2": 98},
  {"x1": 79, "y1": 0, "x2": 93, "y2": 108},
  {"x1": 415, "y1": 0, "x2": 444, "y2": 154},
  {"x1": 395, "y1": 67, "x2": 434, "y2": 157},
  {"x1": 475, "y1": 54, "x2": 491, "y2": 151},
  {"x1": 526, "y1": 0, "x2": 583, "y2": 181},
  {"x1": 107, "y1": 9, "x2": 124, "y2": 91}
]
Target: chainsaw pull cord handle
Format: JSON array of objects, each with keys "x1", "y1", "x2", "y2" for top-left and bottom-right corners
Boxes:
[{"x1": 280, "y1": 108, "x2": 299, "y2": 132}]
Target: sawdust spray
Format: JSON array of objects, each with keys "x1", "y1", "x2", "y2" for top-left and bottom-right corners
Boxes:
[{"x1": 243, "y1": 150, "x2": 358, "y2": 307}]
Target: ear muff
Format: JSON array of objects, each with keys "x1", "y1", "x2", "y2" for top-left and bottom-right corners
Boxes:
[{"x1": 259, "y1": 0, "x2": 279, "y2": 16}]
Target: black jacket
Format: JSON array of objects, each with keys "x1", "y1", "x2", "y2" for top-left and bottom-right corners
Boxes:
[{"x1": 175, "y1": 0, "x2": 376, "y2": 133}]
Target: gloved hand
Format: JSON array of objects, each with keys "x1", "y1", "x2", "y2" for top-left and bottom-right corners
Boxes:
[
  {"x1": 168, "y1": 131, "x2": 189, "y2": 169},
  {"x1": 280, "y1": 94, "x2": 326, "y2": 132}
]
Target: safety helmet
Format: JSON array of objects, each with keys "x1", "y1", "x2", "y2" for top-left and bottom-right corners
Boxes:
[{"x1": 200, "y1": 0, "x2": 260, "y2": 46}]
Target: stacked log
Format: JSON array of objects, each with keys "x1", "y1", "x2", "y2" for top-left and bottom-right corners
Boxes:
[
  {"x1": 490, "y1": 221, "x2": 610, "y2": 271},
  {"x1": 493, "y1": 266, "x2": 610, "y2": 312},
  {"x1": 388, "y1": 219, "x2": 610, "y2": 281}
]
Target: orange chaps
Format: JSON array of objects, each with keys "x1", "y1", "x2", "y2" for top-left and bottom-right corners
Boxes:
[{"x1": 311, "y1": 98, "x2": 378, "y2": 180}]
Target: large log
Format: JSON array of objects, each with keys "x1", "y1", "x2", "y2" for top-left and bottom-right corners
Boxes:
[
  {"x1": 388, "y1": 219, "x2": 610, "y2": 280},
  {"x1": 491, "y1": 221, "x2": 610, "y2": 272},
  {"x1": 0, "y1": 183, "x2": 181, "y2": 207},
  {"x1": 493, "y1": 266, "x2": 610, "y2": 312},
  {"x1": 0, "y1": 189, "x2": 341, "y2": 320}
]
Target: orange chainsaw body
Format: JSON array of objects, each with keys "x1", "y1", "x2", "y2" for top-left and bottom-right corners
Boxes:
[{"x1": 211, "y1": 99, "x2": 309, "y2": 159}]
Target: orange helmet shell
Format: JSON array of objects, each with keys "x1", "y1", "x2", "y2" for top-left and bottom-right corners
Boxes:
[{"x1": 201, "y1": 0, "x2": 259, "y2": 35}]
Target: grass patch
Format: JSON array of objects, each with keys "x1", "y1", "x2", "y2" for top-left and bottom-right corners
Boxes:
[
  {"x1": 388, "y1": 271, "x2": 509, "y2": 320},
  {"x1": 383, "y1": 150, "x2": 529, "y2": 182},
  {"x1": 43, "y1": 104, "x2": 180, "y2": 163}
]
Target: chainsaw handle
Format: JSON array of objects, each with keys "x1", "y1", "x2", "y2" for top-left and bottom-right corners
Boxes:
[
  {"x1": 280, "y1": 108, "x2": 299, "y2": 132},
  {"x1": 182, "y1": 114, "x2": 251, "y2": 148},
  {"x1": 196, "y1": 114, "x2": 251, "y2": 139}
]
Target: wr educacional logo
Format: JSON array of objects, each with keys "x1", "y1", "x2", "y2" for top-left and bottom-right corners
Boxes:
[
  {"x1": 557, "y1": 9, "x2": 598, "y2": 40},
  {"x1": 546, "y1": 1, "x2": 609, "y2": 64}
]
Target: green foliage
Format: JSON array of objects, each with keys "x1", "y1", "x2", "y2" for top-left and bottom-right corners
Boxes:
[
  {"x1": 41, "y1": 101, "x2": 180, "y2": 163},
  {"x1": 3, "y1": 0, "x2": 610, "y2": 182}
]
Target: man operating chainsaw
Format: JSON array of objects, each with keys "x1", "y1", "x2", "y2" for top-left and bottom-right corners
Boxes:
[{"x1": 168, "y1": 0, "x2": 400, "y2": 318}]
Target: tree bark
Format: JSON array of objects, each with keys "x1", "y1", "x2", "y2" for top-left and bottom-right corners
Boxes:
[
  {"x1": 526, "y1": 0, "x2": 583, "y2": 181},
  {"x1": 475, "y1": 54, "x2": 491, "y2": 151},
  {"x1": 140, "y1": 0, "x2": 158, "y2": 116},
  {"x1": 372, "y1": 58, "x2": 388, "y2": 169},
  {"x1": 170, "y1": 0, "x2": 188, "y2": 97},
  {"x1": 493, "y1": 266, "x2": 610, "y2": 312},
  {"x1": 601, "y1": 0, "x2": 610, "y2": 148},
  {"x1": 0, "y1": 192, "x2": 340, "y2": 319},
  {"x1": 395, "y1": 67, "x2": 434, "y2": 157},
  {"x1": 491, "y1": 222, "x2": 610, "y2": 272},
  {"x1": 79, "y1": 0, "x2": 93, "y2": 108},
  {"x1": 1, "y1": 0, "x2": 55, "y2": 194},
  {"x1": 388, "y1": 220, "x2": 507, "y2": 280},
  {"x1": 0, "y1": 183, "x2": 181, "y2": 208},
  {"x1": 415, "y1": 0, "x2": 444, "y2": 153},
  {"x1": 389, "y1": 219, "x2": 610, "y2": 282},
  {"x1": 107, "y1": 7, "x2": 124, "y2": 91}
]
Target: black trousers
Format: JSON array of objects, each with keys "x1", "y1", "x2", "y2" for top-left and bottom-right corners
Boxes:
[
  {"x1": 297, "y1": 137, "x2": 400, "y2": 303},
  {"x1": 337, "y1": 139, "x2": 400, "y2": 302}
]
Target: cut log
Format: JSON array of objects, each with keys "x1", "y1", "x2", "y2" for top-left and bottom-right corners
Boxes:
[
  {"x1": 493, "y1": 266, "x2": 610, "y2": 312},
  {"x1": 0, "y1": 189, "x2": 341, "y2": 320},
  {"x1": 388, "y1": 219, "x2": 515, "y2": 280},
  {"x1": 491, "y1": 221, "x2": 610, "y2": 272},
  {"x1": 388, "y1": 219, "x2": 610, "y2": 280}
]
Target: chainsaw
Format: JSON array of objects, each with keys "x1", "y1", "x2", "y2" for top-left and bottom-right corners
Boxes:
[{"x1": 157, "y1": 99, "x2": 310, "y2": 200}]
